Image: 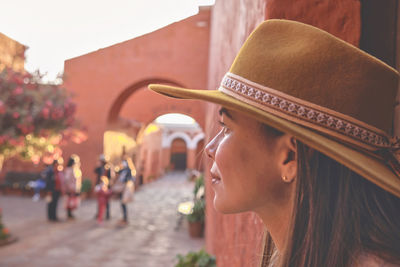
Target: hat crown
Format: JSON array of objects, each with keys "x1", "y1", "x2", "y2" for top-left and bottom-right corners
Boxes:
[{"x1": 229, "y1": 20, "x2": 399, "y2": 135}]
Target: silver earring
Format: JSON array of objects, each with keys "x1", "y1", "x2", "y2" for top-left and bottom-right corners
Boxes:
[{"x1": 282, "y1": 176, "x2": 289, "y2": 182}]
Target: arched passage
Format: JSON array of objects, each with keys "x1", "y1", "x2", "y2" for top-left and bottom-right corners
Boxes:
[
  {"x1": 163, "y1": 131, "x2": 192, "y2": 149},
  {"x1": 170, "y1": 138, "x2": 187, "y2": 170},
  {"x1": 104, "y1": 78, "x2": 206, "y2": 184},
  {"x1": 137, "y1": 113, "x2": 204, "y2": 182},
  {"x1": 107, "y1": 78, "x2": 185, "y2": 124},
  {"x1": 190, "y1": 132, "x2": 205, "y2": 149},
  {"x1": 107, "y1": 77, "x2": 206, "y2": 131}
]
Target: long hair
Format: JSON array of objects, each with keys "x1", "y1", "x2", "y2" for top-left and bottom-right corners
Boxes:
[
  {"x1": 263, "y1": 141, "x2": 400, "y2": 266},
  {"x1": 66, "y1": 157, "x2": 75, "y2": 167}
]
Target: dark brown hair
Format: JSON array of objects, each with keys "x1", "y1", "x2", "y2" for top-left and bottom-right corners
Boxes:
[{"x1": 262, "y1": 139, "x2": 400, "y2": 266}]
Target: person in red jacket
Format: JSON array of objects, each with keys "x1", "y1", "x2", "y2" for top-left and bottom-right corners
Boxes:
[{"x1": 94, "y1": 176, "x2": 112, "y2": 225}]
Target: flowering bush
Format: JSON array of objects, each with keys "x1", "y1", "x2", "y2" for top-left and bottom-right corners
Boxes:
[
  {"x1": 0, "y1": 208, "x2": 9, "y2": 240},
  {"x1": 0, "y1": 68, "x2": 85, "y2": 165}
]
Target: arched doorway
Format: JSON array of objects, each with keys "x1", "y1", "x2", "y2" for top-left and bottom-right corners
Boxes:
[
  {"x1": 136, "y1": 113, "x2": 204, "y2": 181},
  {"x1": 170, "y1": 138, "x2": 187, "y2": 170}
]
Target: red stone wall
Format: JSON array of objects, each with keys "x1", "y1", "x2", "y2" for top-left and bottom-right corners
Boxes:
[
  {"x1": 204, "y1": 1, "x2": 361, "y2": 266},
  {"x1": 264, "y1": 0, "x2": 360, "y2": 46},
  {"x1": 139, "y1": 128, "x2": 163, "y2": 182},
  {"x1": 205, "y1": 1, "x2": 269, "y2": 266}
]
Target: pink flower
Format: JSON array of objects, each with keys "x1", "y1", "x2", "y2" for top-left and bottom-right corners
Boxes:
[
  {"x1": 41, "y1": 107, "x2": 50, "y2": 119},
  {"x1": 26, "y1": 84, "x2": 37, "y2": 90},
  {"x1": 17, "y1": 124, "x2": 31, "y2": 135},
  {"x1": 28, "y1": 125, "x2": 34, "y2": 133},
  {"x1": 12, "y1": 112, "x2": 20, "y2": 119},
  {"x1": 31, "y1": 155, "x2": 40, "y2": 164},
  {"x1": 11, "y1": 75, "x2": 23, "y2": 85},
  {"x1": 9, "y1": 139, "x2": 19, "y2": 146},
  {"x1": 0, "y1": 101, "x2": 5, "y2": 114},
  {"x1": 25, "y1": 115, "x2": 33, "y2": 123},
  {"x1": 12, "y1": 86, "x2": 23, "y2": 95}
]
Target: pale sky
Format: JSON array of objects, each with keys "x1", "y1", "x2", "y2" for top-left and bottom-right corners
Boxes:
[
  {"x1": 155, "y1": 113, "x2": 197, "y2": 125},
  {"x1": 1, "y1": 0, "x2": 215, "y2": 82}
]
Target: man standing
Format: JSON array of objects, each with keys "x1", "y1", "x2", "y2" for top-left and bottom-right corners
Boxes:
[
  {"x1": 94, "y1": 154, "x2": 112, "y2": 220},
  {"x1": 44, "y1": 160, "x2": 62, "y2": 222}
]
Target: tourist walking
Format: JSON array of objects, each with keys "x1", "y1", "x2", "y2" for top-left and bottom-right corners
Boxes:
[
  {"x1": 94, "y1": 176, "x2": 112, "y2": 225},
  {"x1": 64, "y1": 155, "x2": 82, "y2": 219},
  {"x1": 44, "y1": 160, "x2": 62, "y2": 222},
  {"x1": 113, "y1": 160, "x2": 135, "y2": 226},
  {"x1": 93, "y1": 154, "x2": 113, "y2": 220}
]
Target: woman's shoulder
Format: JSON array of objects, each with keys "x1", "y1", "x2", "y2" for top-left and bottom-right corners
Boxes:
[{"x1": 353, "y1": 253, "x2": 400, "y2": 267}]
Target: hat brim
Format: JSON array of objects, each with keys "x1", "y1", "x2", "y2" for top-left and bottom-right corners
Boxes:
[{"x1": 149, "y1": 84, "x2": 400, "y2": 198}]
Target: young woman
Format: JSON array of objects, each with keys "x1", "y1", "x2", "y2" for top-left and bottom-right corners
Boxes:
[{"x1": 149, "y1": 20, "x2": 400, "y2": 266}]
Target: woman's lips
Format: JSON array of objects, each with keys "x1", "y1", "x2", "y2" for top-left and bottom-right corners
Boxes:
[{"x1": 211, "y1": 173, "x2": 221, "y2": 184}]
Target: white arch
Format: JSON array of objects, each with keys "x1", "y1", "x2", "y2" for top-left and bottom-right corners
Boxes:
[
  {"x1": 162, "y1": 131, "x2": 191, "y2": 149},
  {"x1": 189, "y1": 132, "x2": 205, "y2": 149}
]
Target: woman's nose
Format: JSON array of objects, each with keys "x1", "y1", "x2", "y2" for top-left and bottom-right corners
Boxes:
[{"x1": 205, "y1": 133, "x2": 220, "y2": 160}]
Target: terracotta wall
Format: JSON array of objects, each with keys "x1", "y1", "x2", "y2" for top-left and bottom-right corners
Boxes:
[
  {"x1": 204, "y1": 1, "x2": 361, "y2": 266},
  {"x1": 205, "y1": 1, "x2": 270, "y2": 266},
  {"x1": 139, "y1": 128, "x2": 163, "y2": 182}
]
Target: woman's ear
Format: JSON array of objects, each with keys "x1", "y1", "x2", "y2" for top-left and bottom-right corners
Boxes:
[{"x1": 279, "y1": 136, "x2": 297, "y2": 183}]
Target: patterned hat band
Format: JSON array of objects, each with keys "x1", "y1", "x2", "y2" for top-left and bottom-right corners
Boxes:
[{"x1": 218, "y1": 72, "x2": 396, "y2": 152}]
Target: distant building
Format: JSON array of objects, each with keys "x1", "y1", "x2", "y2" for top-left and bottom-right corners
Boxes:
[
  {"x1": 138, "y1": 120, "x2": 204, "y2": 182},
  {"x1": 0, "y1": 32, "x2": 27, "y2": 72}
]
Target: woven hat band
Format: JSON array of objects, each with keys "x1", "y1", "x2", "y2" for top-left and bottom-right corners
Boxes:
[{"x1": 219, "y1": 72, "x2": 391, "y2": 152}]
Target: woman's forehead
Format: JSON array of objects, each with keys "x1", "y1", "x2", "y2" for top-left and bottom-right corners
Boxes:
[{"x1": 219, "y1": 107, "x2": 262, "y2": 127}]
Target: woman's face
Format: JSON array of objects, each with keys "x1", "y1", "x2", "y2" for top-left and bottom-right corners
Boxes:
[{"x1": 205, "y1": 108, "x2": 292, "y2": 214}]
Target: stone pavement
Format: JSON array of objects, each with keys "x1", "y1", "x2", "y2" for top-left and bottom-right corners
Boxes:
[{"x1": 0, "y1": 171, "x2": 204, "y2": 267}]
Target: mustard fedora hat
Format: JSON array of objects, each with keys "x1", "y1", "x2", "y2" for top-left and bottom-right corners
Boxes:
[{"x1": 149, "y1": 19, "x2": 400, "y2": 197}]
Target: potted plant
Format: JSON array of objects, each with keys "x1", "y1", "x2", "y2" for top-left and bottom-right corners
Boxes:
[
  {"x1": 0, "y1": 208, "x2": 17, "y2": 246},
  {"x1": 176, "y1": 248, "x2": 216, "y2": 267},
  {"x1": 80, "y1": 178, "x2": 92, "y2": 199},
  {"x1": 193, "y1": 173, "x2": 204, "y2": 199},
  {"x1": 187, "y1": 198, "x2": 205, "y2": 238}
]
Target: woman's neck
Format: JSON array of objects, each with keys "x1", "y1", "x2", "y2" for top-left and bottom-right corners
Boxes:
[{"x1": 255, "y1": 192, "x2": 294, "y2": 252}]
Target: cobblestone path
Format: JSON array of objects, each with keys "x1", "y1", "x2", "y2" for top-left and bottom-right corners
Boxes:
[{"x1": 0, "y1": 171, "x2": 204, "y2": 267}]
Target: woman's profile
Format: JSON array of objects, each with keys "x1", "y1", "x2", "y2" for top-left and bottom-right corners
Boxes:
[{"x1": 149, "y1": 20, "x2": 400, "y2": 266}]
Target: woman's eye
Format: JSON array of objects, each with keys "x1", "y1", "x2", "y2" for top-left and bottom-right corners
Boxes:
[
  {"x1": 222, "y1": 127, "x2": 230, "y2": 135},
  {"x1": 218, "y1": 121, "x2": 231, "y2": 135}
]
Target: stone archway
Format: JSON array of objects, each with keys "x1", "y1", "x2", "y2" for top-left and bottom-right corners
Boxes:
[
  {"x1": 105, "y1": 78, "x2": 206, "y2": 144},
  {"x1": 107, "y1": 78, "x2": 185, "y2": 124},
  {"x1": 137, "y1": 112, "x2": 205, "y2": 181},
  {"x1": 190, "y1": 132, "x2": 205, "y2": 150},
  {"x1": 163, "y1": 131, "x2": 192, "y2": 148}
]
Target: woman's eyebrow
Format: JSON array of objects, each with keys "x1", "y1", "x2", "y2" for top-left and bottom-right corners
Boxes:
[{"x1": 218, "y1": 107, "x2": 234, "y2": 120}]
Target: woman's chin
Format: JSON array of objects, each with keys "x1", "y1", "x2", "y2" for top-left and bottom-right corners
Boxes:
[{"x1": 213, "y1": 196, "x2": 241, "y2": 214}]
